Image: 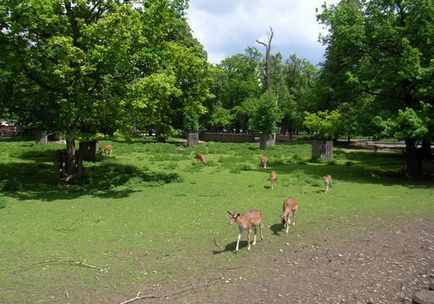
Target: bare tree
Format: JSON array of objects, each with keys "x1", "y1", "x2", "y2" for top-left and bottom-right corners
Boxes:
[{"x1": 256, "y1": 27, "x2": 274, "y2": 91}]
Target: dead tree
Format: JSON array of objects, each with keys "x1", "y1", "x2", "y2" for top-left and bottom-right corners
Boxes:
[{"x1": 256, "y1": 27, "x2": 274, "y2": 92}]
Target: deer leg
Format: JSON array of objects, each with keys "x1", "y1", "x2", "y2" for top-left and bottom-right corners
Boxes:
[
  {"x1": 236, "y1": 233, "x2": 241, "y2": 252},
  {"x1": 253, "y1": 228, "x2": 257, "y2": 245},
  {"x1": 247, "y1": 230, "x2": 251, "y2": 250},
  {"x1": 260, "y1": 224, "x2": 263, "y2": 240}
]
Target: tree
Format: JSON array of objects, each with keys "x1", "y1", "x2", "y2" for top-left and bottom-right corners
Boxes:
[
  {"x1": 256, "y1": 27, "x2": 274, "y2": 91},
  {"x1": 207, "y1": 47, "x2": 261, "y2": 132},
  {"x1": 0, "y1": 0, "x2": 211, "y2": 175},
  {"x1": 317, "y1": 0, "x2": 434, "y2": 176},
  {"x1": 250, "y1": 91, "x2": 281, "y2": 149}
]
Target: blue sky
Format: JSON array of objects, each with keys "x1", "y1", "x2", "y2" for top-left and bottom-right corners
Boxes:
[{"x1": 186, "y1": 0, "x2": 339, "y2": 66}]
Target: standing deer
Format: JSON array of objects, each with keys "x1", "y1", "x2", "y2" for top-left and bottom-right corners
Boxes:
[
  {"x1": 281, "y1": 196, "x2": 298, "y2": 233},
  {"x1": 323, "y1": 175, "x2": 332, "y2": 192},
  {"x1": 195, "y1": 152, "x2": 207, "y2": 165},
  {"x1": 260, "y1": 156, "x2": 268, "y2": 168},
  {"x1": 269, "y1": 170, "x2": 277, "y2": 189},
  {"x1": 98, "y1": 144, "x2": 113, "y2": 156},
  {"x1": 227, "y1": 209, "x2": 263, "y2": 252}
]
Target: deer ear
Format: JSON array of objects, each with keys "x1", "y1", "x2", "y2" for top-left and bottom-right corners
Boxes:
[
  {"x1": 227, "y1": 211, "x2": 232, "y2": 216},
  {"x1": 236, "y1": 213, "x2": 241, "y2": 218}
]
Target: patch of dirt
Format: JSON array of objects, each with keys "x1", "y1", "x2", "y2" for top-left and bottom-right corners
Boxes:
[{"x1": 117, "y1": 217, "x2": 434, "y2": 304}]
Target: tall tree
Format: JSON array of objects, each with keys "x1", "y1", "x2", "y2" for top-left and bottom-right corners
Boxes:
[
  {"x1": 318, "y1": 0, "x2": 434, "y2": 177},
  {"x1": 207, "y1": 47, "x2": 261, "y2": 132},
  {"x1": 0, "y1": 0, "x2": 211, "y2": 174}
]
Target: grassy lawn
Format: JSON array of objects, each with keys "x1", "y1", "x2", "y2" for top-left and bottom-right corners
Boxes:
[{"x1": 0, "y1": 139, "x2": 433, "y2": 303}]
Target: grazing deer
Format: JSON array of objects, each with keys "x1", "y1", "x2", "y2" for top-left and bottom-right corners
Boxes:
[
  {"x1": 195, "y1": 152, "x2": 207, "y2": 165},
  {"x1": 228, "y1": 209, "x2": 263, "y2": 252},
  {"x1": 260, "y1": 156, "x2": 268, "y2": 168},
  {"x1": 98, "y1": 144, "x2": 113, "y2": 156},
  {"x1": 281, "y1": 196, "x2": 298, "y2": 233},
  {"x1": 323, "y1": 175, "x2": 332, "y2": 192},
  {"x1": 269, "y1": 170, "x2": 277, "y2": 189}
]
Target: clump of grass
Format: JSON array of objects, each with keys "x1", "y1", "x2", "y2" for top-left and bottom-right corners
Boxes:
[
  {"x1": 0, "y1": 196, "x2": 6, "y2": 209},
  {"x1": 160, "y1": 162, "x2": 178, "y2": 170},
  {"x1": 345, "y1": 161, "x2": 355, "y2": 166},
  {"x1": 150, "y1": 154, "x2": 181, "y2": 162},
  {"x1": 327, "y1": 160, "x2": 338, "y2": 166}
]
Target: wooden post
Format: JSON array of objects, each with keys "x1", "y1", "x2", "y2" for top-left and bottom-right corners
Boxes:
[{"x1": 187, "y1": 132, "x2": 199, "y2": 147}]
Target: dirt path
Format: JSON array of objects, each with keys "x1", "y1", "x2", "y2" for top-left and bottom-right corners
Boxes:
[{"x1": 120, "y1": 217, "x2": 434, "y2": 304}]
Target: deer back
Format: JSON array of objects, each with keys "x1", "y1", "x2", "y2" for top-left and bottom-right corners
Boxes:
[
  {"x1": 323, "y1": 175, "x2": 332, "y2": 184},
  {"x1": 282, "y1": 196, "x2": 298, "y2": 214},
  {"x1": 240, "y1": 209, "x2": 263, "y2": 228}
]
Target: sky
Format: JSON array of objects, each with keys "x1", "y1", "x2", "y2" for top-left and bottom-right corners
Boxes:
[{"x1": 186, "y1": 0, "x2": 340, "y2": 66}]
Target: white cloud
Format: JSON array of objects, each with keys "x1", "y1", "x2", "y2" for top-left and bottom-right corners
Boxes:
[{"x1": 187, "y1": 0, "x2": 339, "y2": 65}]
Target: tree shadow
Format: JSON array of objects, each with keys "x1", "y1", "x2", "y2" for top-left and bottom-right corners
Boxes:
[
  {"x1": 249, "y1": 149, "x2": 433, "y2": 189},
  {"x1": 0, "y1": 161, "x2": 183, "y2": 201}
]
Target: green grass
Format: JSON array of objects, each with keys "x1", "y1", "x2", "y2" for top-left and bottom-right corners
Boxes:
[{"x1": 0, "y1": 139, "x2": 433, "y2": 303}]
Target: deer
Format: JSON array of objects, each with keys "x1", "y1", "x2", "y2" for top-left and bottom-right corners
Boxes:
[
  {"x1": 269, "y1": 170, "x2": 277, "y2": 189},
  {"x1": 281, "y1": 196, "x2": 298, "y2": 233},
  {"x1": 323, "y1": 175, "x2": 332, "y2": 192},
  {"x1": 195, "y1": 152, "x2": 207, "y2": 165},
  {"x1": 98, "y1": 144, "x2": 113, "y2": 156},
  {"x1": 260, "y1": 156, "x2": 268, "y2": 168},
  {"x1": 227, "y1": 209, "x2": 263, "y2": 252}
]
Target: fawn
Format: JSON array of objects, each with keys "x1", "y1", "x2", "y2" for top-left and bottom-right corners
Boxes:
[
  {"x1": 98, "y1": 144, "x2": 113, "y2": 156},
  {"x1": 195, "y1": 152, "x2": 207, "y2": 165},
  {"x1": 281, "y1": 196, "x2": 298, "y2": 233},
  {"x1": 323, "y1": 175, "x2": 332, "y2": 192},
  {"x1": 270, "y1": 170, "x2": 277, "y2": 189},
  {"x1": 228, "y1": 209, "x2": 263, "y2": 252},
  {"x1": 260, "y1": 156, "x2": 268, "y2": 168}
]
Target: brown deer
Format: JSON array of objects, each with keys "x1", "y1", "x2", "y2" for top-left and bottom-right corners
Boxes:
[
  {"x1": 98, "y1": 144, "x2": 113, "y2": 156},
  {"x1": 281, "y1": 196, "x2": 298, "y2": 233},
  {"x1": 227, "y1": 209, "x2": 263, "y2": 252},
  {"x1": 195, "y1": 152, "x2": 207, "y2": 165},
  {"x1": 269, "y1": 170, "x2": 277, "y2": 189},
  {"x1": 260, "y1": 156, "x2": 268, "y2": 168},
  {"x1": 323, "y1": 175, "x2": 332, "y2": 192}
]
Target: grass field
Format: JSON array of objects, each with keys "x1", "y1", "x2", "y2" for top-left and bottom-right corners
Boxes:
[{"x1": 0, "y1": 138, "x2": 433, "y2": 303}]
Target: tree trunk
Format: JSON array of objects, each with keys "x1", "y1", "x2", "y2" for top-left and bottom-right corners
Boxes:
[
  {"x1": 405, "y1": 138, "x2": 422, "y2": 177},
  {"x1": 256, "y1": 27, "x2": 274, "y2": 91},
  {"x1": 420, "y1": 139, "x2": 431, "y2": 159},
  {"x1": 79, "y1": 140, "x2": 97, "y2": 162},
  {"x1": 312, "y1": 140, "x2": 333, "y2": 160},
  {"x1": 187, "y1": 132, "x2": 199, "y2": 147},
  {"x1": 259, "y1": 134, "x2": 276, "y2": 150},
  {"x1": 35, "y1": 130, "x2": 48, "y2": 144},
  {"x1": 66, "y1": 140, "x2": 76, "y2": 176}
]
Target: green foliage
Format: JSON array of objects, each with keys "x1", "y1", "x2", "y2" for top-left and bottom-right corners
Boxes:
[
  {"x1": 374, "y1": 104, "x2": 430, "y2": 140},
  {"x1": 208, "y1": 102, "x2": 234, "y2": 130},
  {"x1": 0, "y1": 0, "x2": 212, "y2": 141},
  {"x1": 317, "y1": 0, "x2": 434, "y2": 143},
  {"x1": 303, "y1": 110, "x2": 342, "y2": 140},
  {"x1": 250, "y1": 91, "x2": 281, "y2": 134}
]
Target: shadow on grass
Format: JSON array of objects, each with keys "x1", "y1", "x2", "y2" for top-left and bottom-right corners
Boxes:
[
  {"x1": 249, "y1": 150, "x2": 433, "y2": 189},
  {"x1": 269, "y1": 223, "x2": 284, "y2": 236},
  {"x1": 0, "y1": 161, "x2": 183, "y2": 201},
  {"x1": 212, "y1": 240, "x2": 248, "y2": 254}
]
